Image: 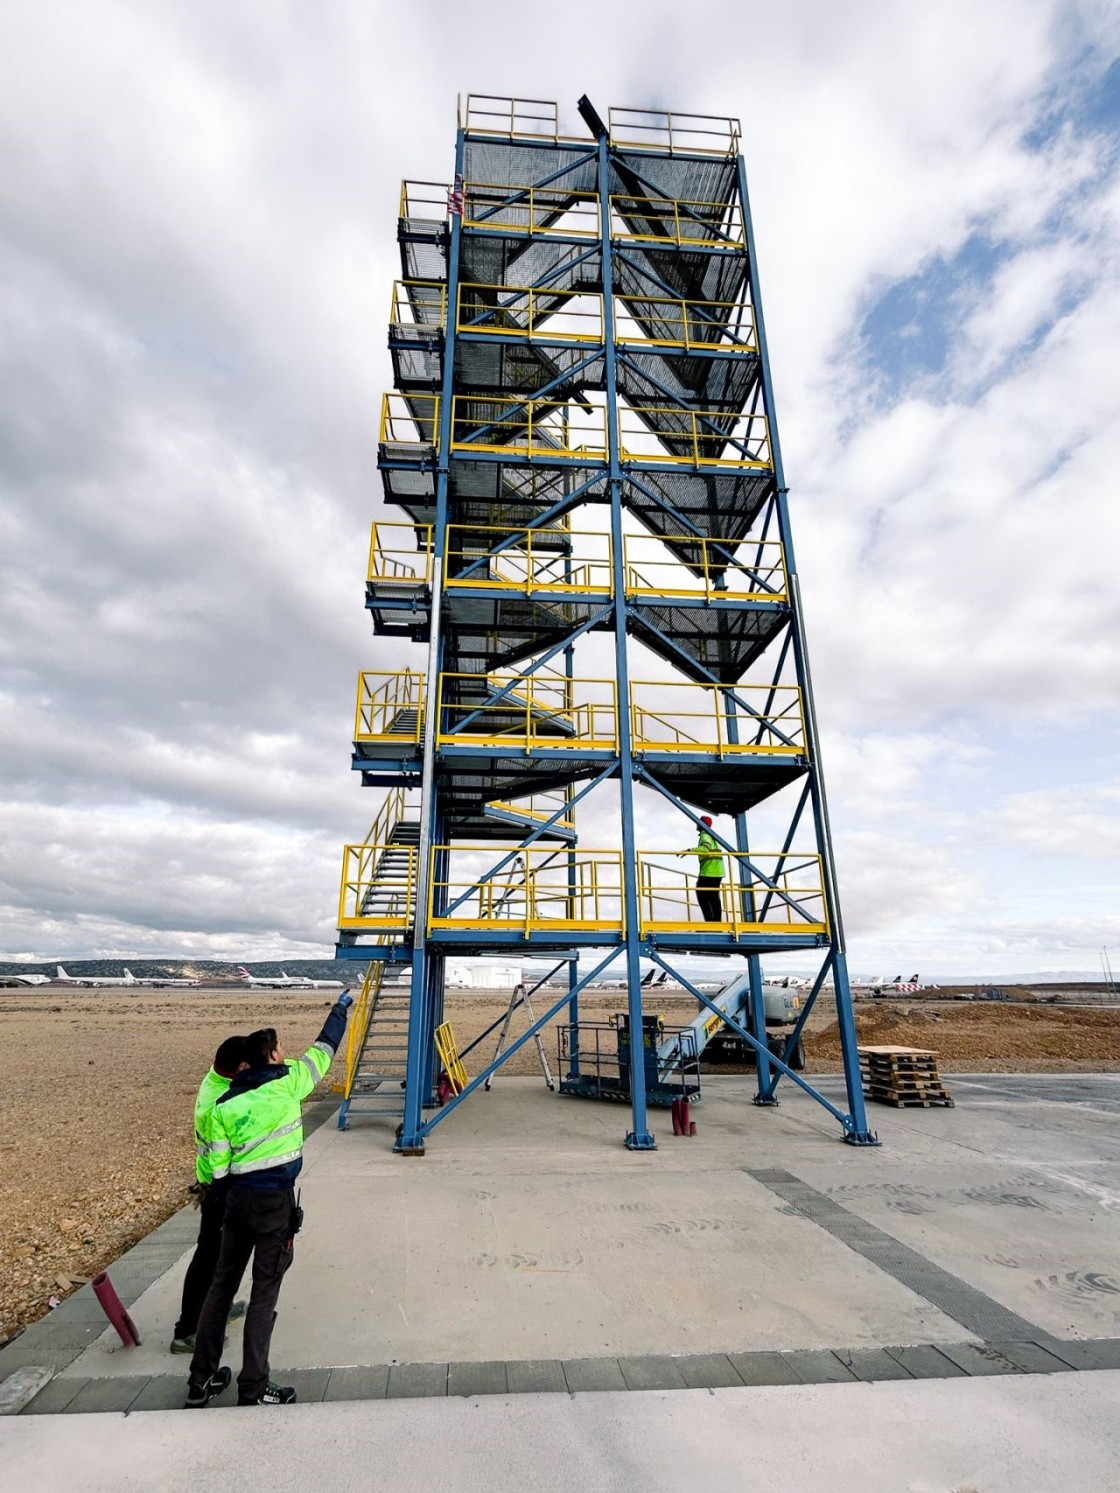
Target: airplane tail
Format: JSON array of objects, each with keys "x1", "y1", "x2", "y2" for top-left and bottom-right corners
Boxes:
[
  {"x1": 56, "y1": 965, "x2": 68, "y2": 979},
  {"x1": 656, "y1": 971, "x2": 669, "y2": 985},
  {"x1": 236, "y1": 966, "x2": 251, "y2": 979},
  {"x1": 123, "y1": 968, "x2": 135, "y2": 984},
  {"x1": 640, "y1": 970, "x2": 654, "y2": 986},
  {"x1": 909, "y1": 973, "x2": 919, "y2": 983}
]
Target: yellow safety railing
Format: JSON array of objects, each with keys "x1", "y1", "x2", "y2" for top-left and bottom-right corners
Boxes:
[
  {"x1": 444, "y1": 524, "x2": 611, "y2": 595},
  {"x1": 609, "y1": 107, "x2": 741, "y2": 156},
  {"x1": 437, "y1": 672, "x2": 617, "y2": 750},
  {"x1": 398, "y1": 180, "x2": 449, "y2": 223},
  {"x1": 333, "y1": 962, "x2": 380, "y2": 1096},
  {"x1": 610, "y1": 194, "x2": 745, "y2": 247},
  {"x1": 337, "y1": 844, "x2": 417, "y2": 932},
  {"x1": 354, "y1": 671, "x2": 425, "y2": 744},
  {"x1": 637, "y1": 852, "x2": 828, "y2": 935},
  {"x1": 434, "y1": 1021, "x2": 469, "y2": 1094},
  {"x1": 363, "y1": 784, "x2": 418, "y2": 857},
  {"x1": 389, "y1": 280, "x2": 447, "y2": 332},
  {"x1": 618, "y1": 406, "x2": 771, "y2": 468},
  {"x1": 451, "y1": 396, "x2": 607, "y2": 459},
  {"x1": 487, "y1": 790, "x2": 576, "y2": 835},
  {"x1": 457, "y1": 283, "x2": 603, "y2": 342},
  {"x1": 368, "y1": 523, "x2": 433, "y2": 586},
  {"x1": 461, "y1": 94, "x2": 561, "y2": 141},
  {"x1": 429, "y1": 847, "x2": 624, "y2": 933},
  {"x1": 630, "y1": 681, "x2": 805, "y2": 755},
  {"x1": 624, "y1": 535, "x2": 787, "y2": 601},
  {"x1": 616, "y1": 295, "x2": 757, "y2": 352},
  {"x1": 379, "y1": 392, "x2": 440, "y2": 447},
  {"x1": 463, "y1": 182, "x2": 600, "y2": 237}
]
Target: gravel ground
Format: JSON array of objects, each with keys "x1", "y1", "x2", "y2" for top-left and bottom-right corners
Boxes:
[{"x1": 2, "y1": 985, "x2": 1118, "y2": 1345}]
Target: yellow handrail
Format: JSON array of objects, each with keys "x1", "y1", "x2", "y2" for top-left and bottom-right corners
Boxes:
[
  {"x1": 629, "y1": 681, "x2": 805, "y2": 755},
  {"x1": 636, "y1": 851, "x2": 828, "y2": 935},
  {"x1": 616, "y1": 295, "x2": 757, "y2": 352},
  {"x1": 463, "y1": 182, "x2": 600, "y2": 237},
  {"x1": 623, "y1": 535, "x2": 787, "y2": 601},
  {"x1": 389, "y1": 280, "x2": 447, "y2": 331},
  {"x1": 608, "y1": 106, "x2": 741, "y2": 156},
  {"x1": 379, "y1": 392, "x2": 440, "y2": 446},
  {"x1": 429, "y1": 847, "x2": 624, "y2": 933},
  {"x1": 368, "y1": 523, "x2": 433, "y2": 585},
  {"x1": 456, "y1": 283, "x2": 603, "y2": 342},
  {"x1": 618, "y1": 406, "x2": 770, "y2": 468},
  {"x1": 610, "y1": 193, "x2": 745, "y2": 246},
  {"x1": 354, "y1": 671, "x2": 425, "y2": 743},
  {"x1": 444, "y1": 524, "x2": 611, "y2": 595},
  {"x1": 333, "y1": 963, "x2": 379, "y2": 1097},
  {"x1": 450, "y1": 395, "x2": 606, "y2": 459},
  {"x1": 436, "y1": 671, "x2": 617, "y2": 750},
  {"x1": 337, "y1": 844, "x2": 417, "y2": 932}
]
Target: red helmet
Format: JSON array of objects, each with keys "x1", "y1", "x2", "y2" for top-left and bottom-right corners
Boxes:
[{"x1": 700, "y1": 815, "x2": 713, "y2": 825}]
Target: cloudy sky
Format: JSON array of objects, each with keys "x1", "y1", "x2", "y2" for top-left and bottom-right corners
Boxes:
[{"x1": 1, "y1": 0, "x2": 1117, "y2": 974}]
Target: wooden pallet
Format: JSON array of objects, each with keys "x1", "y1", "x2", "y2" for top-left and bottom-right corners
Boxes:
[{"x1": 858, "y1": 1045, "x2": 954, "y2": 1108}]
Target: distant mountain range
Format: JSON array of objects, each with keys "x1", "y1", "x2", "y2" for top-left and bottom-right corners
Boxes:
[{"x1": 0, "y1": 959, "x2": 352, "y2": 980}]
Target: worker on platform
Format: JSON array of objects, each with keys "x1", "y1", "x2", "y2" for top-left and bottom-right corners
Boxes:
[
  {"x1": 681, "y1": 814, "x2": 725, "y2": 922},
  {"x1": 170, "y1": 1035, "x2": 250, "y2": 1354},
  {"x1": 185, "y1": 991, "x2": 352, "y2": 1409}
]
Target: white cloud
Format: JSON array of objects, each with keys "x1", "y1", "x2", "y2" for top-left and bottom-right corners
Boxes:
[{"x1": 0, "y1": 0, "x2": 1118, "y2": 966}]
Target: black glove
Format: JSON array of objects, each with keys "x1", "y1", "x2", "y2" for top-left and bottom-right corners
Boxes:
[{"x1": 337, "y1": 990, "x2": 353, "y2": 1011}]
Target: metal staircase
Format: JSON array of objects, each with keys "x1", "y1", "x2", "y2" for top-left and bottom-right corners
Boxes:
[{"x1": 337, "y1": 964, "x2": 412, "y2": 1128}]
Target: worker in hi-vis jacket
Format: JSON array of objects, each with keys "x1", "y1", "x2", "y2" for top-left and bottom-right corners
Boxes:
[{"x1": 681, "y1": 814, "x2": 725, "y2": 922}]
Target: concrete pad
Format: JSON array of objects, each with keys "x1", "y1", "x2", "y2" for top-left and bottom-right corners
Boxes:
[
  {"x1": 783, "y1": 1348, "x2": 858, "y2": 1383},
  {"x1": 42, "y1": 1075, "x2": 1120, "y2": 1392},
  {"x1": 726, "y1": 1350, "x2": 800, "y2": 1386},
  {"x1": 4, "y1": 1374, "x2": 1120, "y2": 1492},
  {"x1": 836, "y1": 1347, "x2": 914, "y2": 1381},
  {"x1": 988, "y1": 1341, "x2": 1076, "y2": 1374},
  {"x1": 675, "y1": 1353, "x2": 743, "y2": 1388},
  {"x1": 505, "y1": 1359, "x2": 567, "y2": 1394},
  {"x1": 617, "y1": 1354, "x2": 687, "y2": 1390},
  {"x1": 796, "y1": 1074, "x2": 1120, "y2": 1341},
  {"x1": 562, "y1": 1357, "x2": 626, "y2": 1392},
  {"x1": 386, "y1": 1362, "x2": 447, "y2": 1398},
  {"x1": 0, "y1": 1367, "x2": 53, "y2": 1415},
  {"x1": 447, "y1": 1360, "x2": 508, "y2": 1396},
  {"x1": 883, "y1": 1343, "x2": 967, "y2": 1378},
  {"x1": 323, "y1": 1365, "x2": 390, "y2": 1400}
]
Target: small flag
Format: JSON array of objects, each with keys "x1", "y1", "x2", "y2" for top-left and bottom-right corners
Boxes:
[{"x1": 448, "y1": 173, "x2": 464, "y2": 217}]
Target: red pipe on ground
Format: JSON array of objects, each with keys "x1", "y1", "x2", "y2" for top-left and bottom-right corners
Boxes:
[
  {"x1": 91, "y1": 1272, "x2": 141, "y2": 1347},
  {"x1": 671, "y1": 1099, "x2": 683, "y2": 1135},
  {"x1": 679, "y1": 1097, "x2": 691, "y2": 1132}
]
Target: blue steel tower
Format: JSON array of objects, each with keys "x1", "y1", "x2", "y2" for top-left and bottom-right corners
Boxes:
[{"x1": 336, "y1": 95, "x2": 876, "y2": 1153}]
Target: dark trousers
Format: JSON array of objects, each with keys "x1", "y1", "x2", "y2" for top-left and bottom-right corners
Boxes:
[
  {"x1": 188, "y1": 1186, "x2": 295, "y2": 1403},
  {"x1": 696, "y1": 875, "x2": 723, "y2": 922},
  {"x1": 174, "y1": 1183, "x2": 229, "y2": 1339}
]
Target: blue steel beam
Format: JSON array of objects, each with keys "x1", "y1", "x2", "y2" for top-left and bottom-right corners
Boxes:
[
  {"x1": 735, "y1": 149, "x2": 875, "y2": 1145},
  {"x1": 597, "y1": 121, "x2": 654, "y2": 1151}
]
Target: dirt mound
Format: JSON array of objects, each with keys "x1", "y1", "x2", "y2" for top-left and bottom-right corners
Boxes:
[{"x1": 806, "y1": 1002, "x2": 1120, "y2": 1066}]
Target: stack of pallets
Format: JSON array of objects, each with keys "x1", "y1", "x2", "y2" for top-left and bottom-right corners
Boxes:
[{"x1": 858, "y1": 1046, "x2": 955, "y2": 1108}]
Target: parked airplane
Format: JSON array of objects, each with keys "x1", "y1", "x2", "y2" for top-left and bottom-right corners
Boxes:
[
  {"x1": 0, "y1": 972, "x2": 50, "y2": 986},
  {"x1": 274, "y1": 971, "x2": 346, "y2": 991},
  {"x1": 122, "y1": 968, "x2": 200, "y2": 988},
  {"x1": 56, "y1": 965, "x2": 122, "y2": 987},
  {"x1": 237, "y1": 967, "x2": 296, "y2": 989}
]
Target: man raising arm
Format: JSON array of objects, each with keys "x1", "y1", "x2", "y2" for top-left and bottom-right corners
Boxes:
[{"x1": 185, "y1": 991, "x2": 352, "y2": 1408}]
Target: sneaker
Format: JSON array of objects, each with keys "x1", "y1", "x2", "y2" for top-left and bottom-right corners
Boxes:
[
  {"x1": 184, "y1": 1365, "x2": 232, "y2": 1408},
  {"x1": 170, "y1": 1328, "x2": 233, "y2": 1355},
  {"x1": 239, "y1": 1382, "x2": 297, "y2": 1406},
  {"x1": 228, "y1": 1299, "x2": 248, "y2": 1322}
]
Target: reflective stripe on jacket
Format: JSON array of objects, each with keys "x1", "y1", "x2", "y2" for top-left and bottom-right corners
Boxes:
[
  {"x1": 193, "y1": 1068, "x2": 232, "y2": 1186},
  {"x1": 211, "y1": 1040, "x2": 333, "y2": 1190},
  {"x1": 690, "y1": 829, "x2": 724, "y2": 879}
]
